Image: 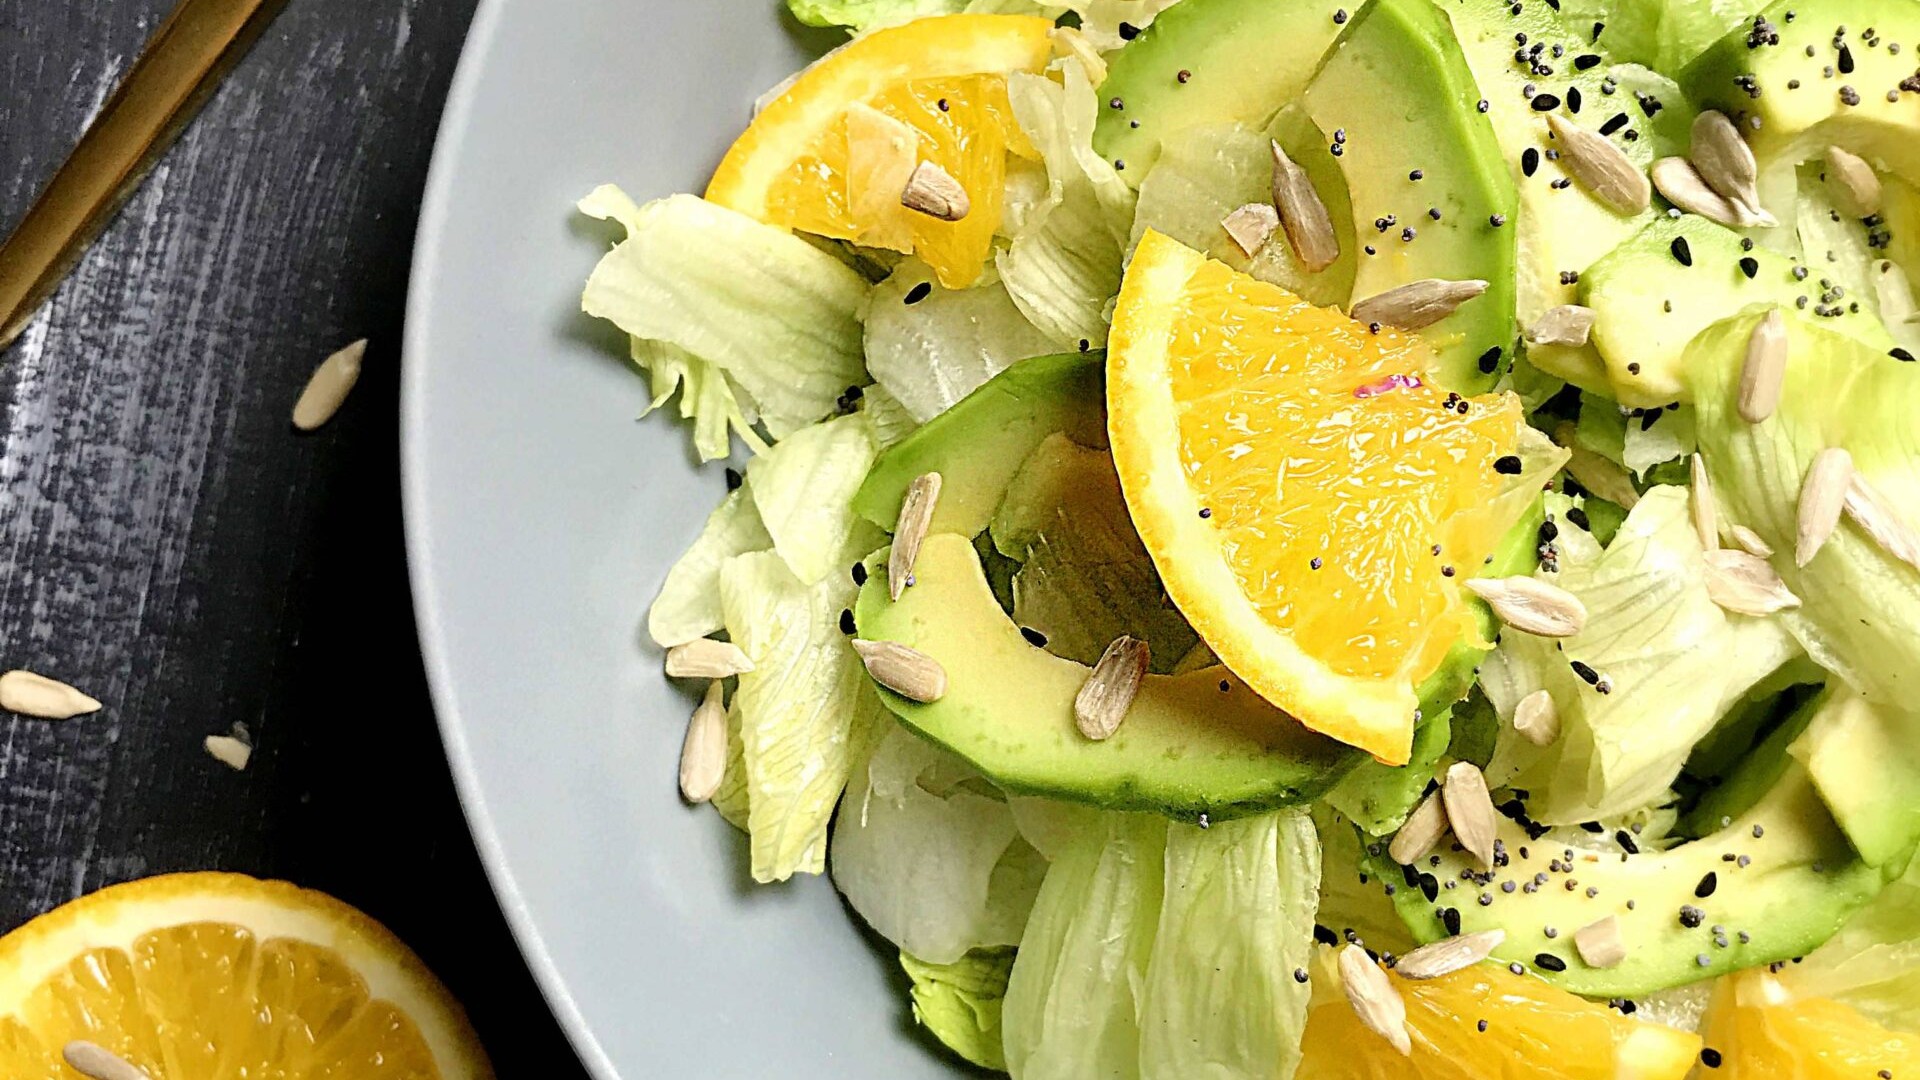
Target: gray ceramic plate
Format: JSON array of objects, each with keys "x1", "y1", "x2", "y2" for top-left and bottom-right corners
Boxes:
[{"x1": 401, "y1": 3, "x2": 953, "y2": 1077}]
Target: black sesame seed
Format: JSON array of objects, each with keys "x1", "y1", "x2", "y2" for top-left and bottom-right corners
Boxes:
[
  {"x1": 1671, "y1": 236, "x2": 1694, "y2": 266},
  {"x1": 1839, "y1": 43, "x2": 1855, "y2": 72},
  {"x1": 904, "y1": 281, "x2": 932, "y2": 305},
  {"x1": 1442, "y1": 907, "x2": 1462, "y2": 935},
  {"x1": 1599, "y1": 112, "x2": 1629, "y2": 135},
  {"x1": 1535, "y1": 953, "x2": 1567, "y2": 972},
  {"x1": 1494, "y1": 455, "x2": 1523, "y2": 474},
  {"x1": 1700, "y1": 1047, "x2": 1723, "y2": 1069},
  {"x1": 1566, "y1": 506, "x2": 1591, "y2": 530},
  {"x1": 1117, "y1": 21, "x2": 1140, "y2": 39},
  {"x1": 1313, "y1": 923, "x2": 1338, "y2": 946},
  {"x1": 1575, "y1": 53, "x2": 1602, "y2": 70},
  {"x1": 1739, "y1": 256, "x2": 1759, "y2": 279},
  {"x1": 1522, "y1": 148, "x2": 1540, "y2": 176},
  {"x1": 1568, "y1": 86, "x2": 1583, "y2": 112},
  {"x1": 1020, "y1": 626, "x2": 1048, "y2": 648},
  {"x1": 851, "y1": 563, "x2": 868, "y2": 586},
  {"x1": 1531, "y1": 93, "x2": 1561, "y2": 110},
  {"x1": 1616, "y1": 829, "x2": 1639, "y2": 854},
  {"x1": 724, "y1": 467, "x2": 744, "y2": 491},
  {"x1": 1479, "y1": 346, "x2": 1503, "y2": 373},
  {"x1": 839, "y1": 608, "x2": 856, "y2": 634},
  {"x1": 1572, "y1": 660, "x2": 1600, "y2": 684},
  {"x1": 1893, "y1": 347, "x2": 1917, "y2": 362},
  {"x1": 1696, "y1": 872, "x2": 1718, "y2": 898}
]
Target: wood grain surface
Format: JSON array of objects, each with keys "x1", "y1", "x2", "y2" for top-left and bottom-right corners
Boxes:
[{"x1": 0, "y1": 0, "x2": 584, "y2": 1071}]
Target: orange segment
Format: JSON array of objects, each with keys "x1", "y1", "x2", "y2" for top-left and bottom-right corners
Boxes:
[
  {"x1": 1700, "y1": 969, "x2": 1920, "y2": 1078},
  {"x1": 1301, "y1": 948, "x2": 1700, "y2": 1079},
  {"x1": 706, "y1": 14, "x2": 1053, "y2": 288},
  {"x1": 1108, "y1": 231, "x2": 1526, "y2": 764}
]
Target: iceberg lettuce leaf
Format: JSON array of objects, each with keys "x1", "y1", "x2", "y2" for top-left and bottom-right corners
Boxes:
[
  {"x1": 863, "y1": 260, "x2": 1059, "y2": 423},
  {"x1": 713, "y1": 693, "x2": 752, "y2": 832},
  {"x1": 747, "y1": 413, "x2": 885, "y2": 584},
  {"x1": 1777, "y1": 855, "x2": 1920, "y2": 1033},
  {"x1": 900, "y1": 948, "x2": 1018, "y2": 1072},
  {"x1": 648, "y1": 487, "x2": 774, "y2": 648}
]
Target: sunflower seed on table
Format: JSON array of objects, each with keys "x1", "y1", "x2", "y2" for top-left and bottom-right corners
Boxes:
[
  {"x1": 1349, "y1": 279, "x2": 1489, "y2": 332},
  {"x1": 1844, "y1": 472, "x2": 1920, "y2": 572},
  {"x1": 1690, "y1": 110, "x2": 1764, "y2": 217},
  {"x1": 1824, "y1": 145, "x2": 1883, "y2": 218},
  {"x1": 1525, "y1": 305, "x2": 1595, "y2": 348},
  {"x1": 852, "y1": 639, "x2": 948, "y2": 702},
  {"x1": 203, "y1": 734, "x2": 253, "y2": 772},
  {"x1": 679, "y1": 681, "x2": 728, "y2": 803},
  {"x1": 1270, "y1": 140, "x2": 1340, "y2": 272},
  {"x1": 1514, "y1": 688, "x2": 1561, "y2": 746},
  {"x1": 1442, "y1": 762, "x2": 1499, "y2": 870},
  {"x1": 665, "y1": 637, "x2": 756, "y2": 678},
  {"x1": 1574, "y1": 915, "x2": 1629, "y2": 969},
  {"x1": 900, "y1": 161, "x2": 970, "y2": 221},
  {"x1": 1703, "y1": 549, "x2": 1800, "y2": 615},
  {"x1": 1074, "y1": 636, "x2": 1149, "y2": 741},
  {"x1": 291, "y1": 339, "x2": 367, "y2": 432},
  {"x1": 1339, "y1": 944, "x2": 1412, "y2": 1056},
  {"x1": 1545, "y1": 114, "x2": 1650, "y2": 214},
  {"x1": 1691, "y1": 453, "x2": 1719, "y2": 552},
  {"x1": 63, "y1": 1041, "x2": 149, "y2": 1080},
  {"x1": 1730, "y1": 524, "x2": 1774, "y2": 557},
  {"x1": 1796, "y1": 448, "x2": 1854, "y2": 567},
  {"x1": 1736, "y1": 309, "x2": 1788, "y2": 424},
  {"x1": 1651, "y1": 157, "x2": 1774, "y2": 228},
  {"x1": 1388, "y1": 789, "x2": 1450, "y2": 865},
  {"x1": 1464, "y1": 576, "x2": 1588, "y2": 637},
  {"x1": 1395, "y1": 929, "x2": 1507, "y2": 980},
  {"x1": 0, "y1": 669, "x2": 102, "y2": 720},
  {"x1": 1221, "y1": 202, "x2": 1280, "y2": 257},
  {"x1": 889, "y1": 472, "x2": 943, "y2": 600}
]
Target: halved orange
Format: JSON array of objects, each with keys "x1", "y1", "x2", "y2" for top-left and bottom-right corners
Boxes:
[
  {"x1": 1108, "y1": 231, "x2": 1534, "y2": 764},
  {"x1": 1300, "y1": 947, "x2": 1700, "y2": 1079},
  {"x1": 1698, "y1": 969, "x2": 1920, "y2": 1078},
  {"x1": 706, "y1": 14, "x2": 1053, "y2": 287}
]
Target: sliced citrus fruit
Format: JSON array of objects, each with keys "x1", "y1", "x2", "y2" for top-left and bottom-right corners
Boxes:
[
  {"x1": 1698, "y1": 968, "x2": 1920, "y2": 1078},
  {"x1": 706, "y1": 14, "x2": 1053, "y2": 288},
  {"x1": 1108, "y1": 230, "x2": 1533, "y2": 764},
  {"x1": 1301, "y1": 947, "x2": 1700, "y2": 1079},
  {"x1": 0, "y1": 872, "x2": 490, "y2": 1078}
]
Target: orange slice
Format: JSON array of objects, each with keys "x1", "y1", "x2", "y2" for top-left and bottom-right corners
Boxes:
[
  {"x1": 706, "y1": 14, "x2": 1053, "y2": 287},
  {"x1": 1300, "y1": 947, "x2": 1700, "y2": 1079},
  {"x1": 1108, "y1": 231, "x2": 1530, "y2": 764},
  {"x1": 1698, "y1": 968, "x2": 1920, "y2": 1078}
]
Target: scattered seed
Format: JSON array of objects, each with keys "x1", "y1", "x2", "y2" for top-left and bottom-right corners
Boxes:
[
  {"x1": 1843, "y1": 472, "x2": 1920, "y2": 572},
  {"x1": 1389, "y1": 790, "x2": 1450, "y2": 865},
  {"x1": 900, "y1": 161, "x2": 970, "y2": 221},
  {"x1": 62, "y1": 1042, "x2": 150, "y2": 1080},
  {"x1": 1349, "y1": 279, "x2": 1490, "y2": 331},
  {"x1": 1736, "y1": 309, "x2": 1788, "y2": 423},
  {"x1": 1574, "y1": 916, "x2": 1629, "y2": 968},
  {"x1": 678, "y1": 681, "x2": 728, "y2": 803},
  {"x1": 1796, "y1": 448, "x2": 1854, "y2": 566},
  {"x1": 1514, "y1": 689, "x2": 1561, "y2": 746},
  {"x1": 889, "y1": 472, "x2": 943, "y2": 600},
  {"x1": 1442, "y1": 761, "x2": 1499, "y2": 871},
  {"x1": 0, "y1": 669, "x2": 102, "y2": 720},
  {"x1": 1730, "y1": 524, "x2": 1773, "y2": 556},
  {"x1": 1221, "y1": 202, "x2": 1281, "y2": 257},
  {"x1": 1690, "y1": 111, "x2": 1764, "y2": 216},
  {"x1": 1691, "y1": 454, "x2": 1719, "y2": 552},
  {"x1": 202, "y1": 732, "x2": 252, "y2": 771},
  {"x1": 1824, "y1": 145, "x2": 1883, "y2": 217},
  {"x1": 1074, "y1": 636, "x2": 1149, "y2": 741},
  {"x1": 1339, "y1": 945, "x2": 1412, "y2": 1056},
  {"x1": 1526, "y1": 305, "x2": 1596, "y2": 347},
  {"x1": 1546, "y1": 114, "x2": 1650, "y2": 214},
  {"x1": 665, "y1": 637, "x2": 756, "y2": 679},
  {"x1": 852, "y1": 639, "x2": 948, "y2": 702},
  {"x1": 1464, "y1": 576, "x2": 1588, "y2": 637},
  {"x1": 1271, "y1": 141, "x2": 1340, "y2": 272},
  {"x1": 291, "y1": 339, "x2": 367, "y2": 432},
  {"x1": 1396, "y1": 930, "x2": 1508, "y2": 980},
  {"x1": 1703, "y1": 549, "x2": 1801, "y2": 615}
]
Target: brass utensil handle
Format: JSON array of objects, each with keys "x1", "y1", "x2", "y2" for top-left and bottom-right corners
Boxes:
[{"x1": 0, "y1": 0, "x2": 288, "y2": 352}]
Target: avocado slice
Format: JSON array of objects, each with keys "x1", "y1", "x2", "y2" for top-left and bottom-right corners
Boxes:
[
  {"x1": 1792, "y1": 688, "x2": 1920, "y2": 868},
  {"x1": 1679, "y1": 685, "x2": 1820, "y2": 838},
  {"x1": 1299, "y1": 0, "x2": 1519, "y2": 392},
  {"x1": 1092, "y1": 0, "x2": 1348, "y2": 182},
  {"x1": 852, "y1": 352, "x2": 1105, "y2": 536},
  {"x1": 854, "y1": 533, "x2": 1359, "y2": 818},
  {"x1": 1324, "y1": 710, "x2": 1454, "y2": 836}
]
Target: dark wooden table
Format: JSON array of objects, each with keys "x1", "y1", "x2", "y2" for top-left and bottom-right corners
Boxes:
[{"x1": 0, "y1": 1, "x2": 585, "y2": 1072}]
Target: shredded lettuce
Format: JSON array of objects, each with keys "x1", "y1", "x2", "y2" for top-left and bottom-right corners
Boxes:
[
  {"x1": 1072, "y1": 0, "x2": 1185, "y2": 51},
  {"x1": 1312, "y1": 805, "x2": 1418, "y2": 955},
  {"x1": 858, "y1": 382, "x2": 921, "y2": 449},
  {"x1": 713, "y1": 693, "x2": 752, "y2": 832},
  {"x1": 1480, "y1": 487, "x2": 1802, "y2": 824},
  {"x1": 721, "y1": 550, "x2": 889, "y2": 882},
  {"x1": 785, "y1": 0, "x2": 1062, "y2": 31},
  {"x1": 901, "y1": 948, "x2": 1018, "y2": 1071},
  {"x1": 863, "y1": 261, "x2": 1059, "y2": 423},
  {"x1": 747, "y1": 413, "x2": 885, "y2": 585},
  {"x1": 579, "y1": 189, "x2": 870, "y2": 440},
  {"x1": 648, "y1": 488, "x2": 773, "y2": 648}
]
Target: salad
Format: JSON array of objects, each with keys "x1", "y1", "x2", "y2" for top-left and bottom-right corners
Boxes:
[{"x1": 577, "y1": 0, "x2": 1920, "y2": 1073}]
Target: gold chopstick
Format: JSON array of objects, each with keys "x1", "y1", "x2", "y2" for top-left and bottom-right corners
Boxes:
[{"x1": 0, "y1": 0, "x2": 288, "y2": 352}]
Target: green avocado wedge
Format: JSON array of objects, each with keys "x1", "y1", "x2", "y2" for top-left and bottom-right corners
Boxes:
[{"x1": 854, "y1": 533, "x2": 1359, "y2": 819}]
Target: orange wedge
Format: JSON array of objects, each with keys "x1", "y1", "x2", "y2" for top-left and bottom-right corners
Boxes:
[
  {"x1": 1698, "y1": 969, "x2": 1920, "y2": 1078},
  {"x1": 706, "y1": 14, "x2": 1053, "y2": 287},
  {"x1": 1108, "y1": 231, "x2": 1530, "y2": 764}
]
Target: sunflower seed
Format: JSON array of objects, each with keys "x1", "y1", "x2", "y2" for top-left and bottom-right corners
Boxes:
[
  {"x1": 1221, "y1": 202, "x2": 1280, "y2": 257},
  {"x1": 1464, "y1": 576, "x2": 1588, "y2": 637},
  {"x1": 1514, "y1": 689, "x2": 1561, "y2": 746},
  {"x1": 1389, "y1": 790, "x2": 1449, "y2": 865},
  {"x1": 665, "y1": 637, "x2": 756, "y2": 678},
  {"x1": 1574, "y1": 915, "x2": 1628, "y2": 969},
  {"x1": 1690, "y1": 110, "x2": 1763, "y2": 215},
  {"x1": 1526, "y1": 305, "x2": 1596, "y2": 347},
  {"x1": 63, "y1": 1042, "x2": 150, "y2": 1080},
  {"x1": 291, "y1": 339, "x2": 367, "y2": 432},
  {"x1": 1396, "y1": 929, "x2": 1507, "y2": 980},
  {"x1": 1546, "y1": 114, "x2": 1650, "y2": 214},
  {"x1": 1651, "y1": 157, "x2": 1774, "y2": 228},
  {"x1": 1271, "y1": 140, "x2": 1339, "y2": 272},
  {"x1": 1691, "y1": 453, "x2": 1719, "y2": 552},
  {"x1": 1442, "y1": 761, "x2": 1499, "y2": 870},
  {"x1": 1736, "y1": 309, "x2": 1788, "y2": 423},
  {"x1": 679, "y1": 680, "x2": 728, "y2": 803},
  {"x1": 1048, "y1": 25, "x2": 1107, "y2": 85},
  {"x1": 1074, "y1": 636, "x2": 1149, "y2": 741},
  {"x1": 1703, "y1": 549, "x2": 1801, "y2": 615},
  {"x1": 1796, "y1": 448, "x2": 1854, "y2": 567},
  {"x1": 1824, "y1": 145, "x2": 1883, "y2": 218},
  {"x1": 203, "y1": 734, "x2": 253, "y2": 771},
  {"x1": 889, "y1": 472, "x2": 943, "y2": 600},
  {"x1": 901, "y1": 161, "x2": 970, "y2": 221},
  {"x1": 1844, "y1": 472, "x2": 1920, "y2": 572},
  {"x1": 1349, "y1": 279, "x2": 1489, "y2": 331},
  {"x1": 1731, "y1": 524, "x2": 1774, "y2": 557},
  {"x1": 1339, "y1": 945, "x2": 1412, "y2": 1054},
  {"x1": 0, "y1": 670, "x2": 102, "y2": 720},
  {"x1": 853, "y1": 639, "x2": 948, "y2": 702}
]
